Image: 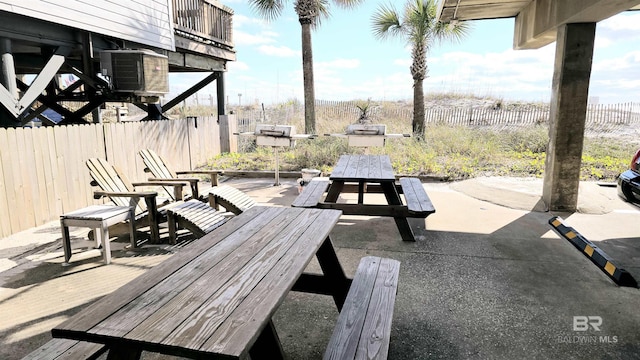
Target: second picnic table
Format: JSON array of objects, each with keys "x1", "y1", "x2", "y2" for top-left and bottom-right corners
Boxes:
[{"x1": 293, "y1": 154, "x2": 435, "y2": 241}]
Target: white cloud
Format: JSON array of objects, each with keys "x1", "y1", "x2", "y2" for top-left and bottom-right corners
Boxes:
[
  {"x1": 596, "y1": 12, "x2": 640, "y2": 45},
  {"x1": 393, "y1": 58, "x2": 411, "y2": 67},
  {"x1": 599, "y1": 12, "x2": 640, "y2": 31},
  {"x1": 227, "y1": 61, "x2": 250, "y2": 71},
  {"x1": 258, "y1": 45, "x2": 301, "y2": 57},
  {"x1": 317, "y1": 59, "x2": 360, "y2": 70},
  {"x1": 234, "y1": 31, "x2": 275, "y2": 46}
]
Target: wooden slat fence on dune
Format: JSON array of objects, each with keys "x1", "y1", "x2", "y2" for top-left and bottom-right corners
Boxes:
[
  {"x1": 0, "y1": 116, "x2": 223, "y2": 238},
  {"x1": 232, "y1": 101, "x2": 640, "y2": 131}
]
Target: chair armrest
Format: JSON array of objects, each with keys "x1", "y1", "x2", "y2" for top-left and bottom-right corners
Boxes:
[
  {"x1": 148, "y1": 177, "x2": 200, "y2": 183},
  {"x1": 93, "y1": 190, "x2": 157, "y2": 200},
  {"x1": 132, "y1": 181, "x2": 187, "y2": 201},
  {"x1": 148, "y1": 177, "x2": 201, "y2": 198},
  {"x1": 175, "y1": 170, "x2": 223, "y2": 186}
]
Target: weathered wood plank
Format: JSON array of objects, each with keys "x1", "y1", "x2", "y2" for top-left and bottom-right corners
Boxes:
[
  {"x1": 31, "y1": 128, "x2": 52, "y2": 223},
  {"x1": 367, "y1": 154, "x2": 382, "y2": 180},
  {"x1": 206, "y1": 209, "x2": 342, "y2": 358},
  {"x1": 45, "y1": 126, "x2": 63, "y2": 215},
  {"x1": 20, "y1": 338, "x2": 107, "y2": 360},
  {"x1": 53, "y1": 126, "x2": 71, "y2": 212},
  {"x1": 399, "y1": 177, "x2": 435, "y2": 215},
  {"x1": 0, "y1": 129, "x2": 13, "y2": 236},
  {"x1": 355, "y1": 257, "x2": 400, "y2": 360},
  {"x1": 324, "y1": 256, "x2": 400, "y2": 360},
  {"x1": 9, "y1": 128, "x2": 32, "y2": 231},
  {"x1": 323, "y1": 257, "x2": 380, "y2": 360},
  {"x1": 291, "y1": 177, "x2": 330, "y2": 207},
  {"x1": 21, "y1": 128, "x2": 43, "y2": 225},
  {"x1": 331, "y1": 155, "x2": 350, "y2": 178},
  {"x1": 331, "y1": 155, "x2": 395, "y2": 182},
  {"x1": 54, "y1": 206, "x2": 272, "y2": 335},
  {"x1": 129, "y1": 208, "x2": 307, "y2": 347}
]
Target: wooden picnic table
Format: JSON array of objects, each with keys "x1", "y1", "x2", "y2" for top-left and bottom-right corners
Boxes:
[
  {"x1": 320, "y1": 154, "x2": 431, "y2": 241},
  {"x1": 51, "y1": 206, "x2": 350, "y2": 360}
]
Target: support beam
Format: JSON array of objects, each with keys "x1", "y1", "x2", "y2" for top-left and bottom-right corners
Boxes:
[
  {"x1": 0, "y1": 39, "x2": 17, "y2": 101},
  {"x1": 0, "y1": 54, "x2": 64, "y2": 119},
  {"x1": 162, "y1": 72, "x2": 219, "y2": 112},
  {"x1": 0, "y1": 38, "x2": 17, "y2": 126},
  {"x1": 542, "y1": 23, "x2": 596, "y2": 212},
  {"x1": 514, "y1": 0, "x2": 640, "y2": 49},
  {"x1": 138, "y1": 72, "x2": 220, "y2": 121},
  {"x1": 217, "y1": 71, "x2": 225, "y2": 116}
]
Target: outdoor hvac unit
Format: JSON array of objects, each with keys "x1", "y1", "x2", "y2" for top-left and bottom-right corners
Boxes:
[{"x1": 100, "y1": 50, "x2": 169, "y2": 97}]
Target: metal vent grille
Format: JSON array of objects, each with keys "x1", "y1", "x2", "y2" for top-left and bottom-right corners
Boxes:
[
  {"x1": 101, "y1": 50, "x2": 169, "y2": 95},
  {"x1": 143, "y1": 55, "x2": 169, "y2": 93}
]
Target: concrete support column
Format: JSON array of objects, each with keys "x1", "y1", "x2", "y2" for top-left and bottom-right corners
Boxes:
[{"x1": 542, "y1": 23, "x2": 596, "y2": 211}]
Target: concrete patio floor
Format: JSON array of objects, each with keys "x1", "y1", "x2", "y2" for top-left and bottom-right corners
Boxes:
[{"x1": 1, "y1": 176, "x2": 639, "y2": 359}]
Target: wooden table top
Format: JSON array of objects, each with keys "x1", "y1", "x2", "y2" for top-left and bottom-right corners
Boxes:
[
  {"x1": 52, "y1": 206, "x2": 343, "y2": 359},
  {"x1": 330, "y1": 155, "x2": 396, "y2": 182}
]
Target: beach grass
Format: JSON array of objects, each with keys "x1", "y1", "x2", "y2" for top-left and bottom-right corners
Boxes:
[{"x1": 201, "y1": 96, "x2": 637, "y2": 182}]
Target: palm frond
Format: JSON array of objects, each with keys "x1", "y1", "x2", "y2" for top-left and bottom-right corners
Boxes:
[
  {"x1": 371, "y1": 3, "x2": 403, "y2": 40},
  {"x1": 249, "y1": 0, "x2": 287, "y2": 21},
  {"x1": 314, "y1": 0, "x2": 331, "y2": 27},
  {"x1": 333, "y1": 0, "x2": 366, "y2": 10},
  {"x1": 433, "y1": 19, "x2": 473, "y2": 45}
]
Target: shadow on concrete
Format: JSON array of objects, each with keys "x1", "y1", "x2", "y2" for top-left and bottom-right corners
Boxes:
[{"x1": 3, "y1": 178, "x2": 640, "y2": 360}]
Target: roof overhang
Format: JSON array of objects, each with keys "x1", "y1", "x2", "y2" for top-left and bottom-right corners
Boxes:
[{"x1": 437, "y1": 0, "x2": 640, "y2": 49}]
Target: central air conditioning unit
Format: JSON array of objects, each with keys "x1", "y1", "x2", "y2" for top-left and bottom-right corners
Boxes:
[{"x1": 100, "y1": 50, "x2": 169, "y2": 100}]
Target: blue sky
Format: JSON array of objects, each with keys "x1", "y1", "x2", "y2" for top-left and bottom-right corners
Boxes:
[{"x1": 169, "y1": 1, "x2": 640, "y2": 106}]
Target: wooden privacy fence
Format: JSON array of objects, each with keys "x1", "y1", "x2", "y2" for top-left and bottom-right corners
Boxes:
[{"x1": 0, "y1": 116, "x2": 222, "y2": 239}]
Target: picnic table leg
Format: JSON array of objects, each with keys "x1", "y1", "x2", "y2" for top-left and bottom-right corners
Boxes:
[
  {"x1": 381, "y1": 182, "x2": 416, "y2": 242},
  {"x1": 324, "y1": 181, "x2": 344, "y2": 203},
  {"x1": 106, "y1": 346, "x2": 142, "y2": 360},
  {"x1": 315, "y1": 236, "x2": 351, "y2": 311},
  {"x1": 394, "y1": 218, "x2": 416, "y2": 242},
  {"x1": 60, "y1": 218, "x2": 72, "y2": 263},
  {"x1": 249, "y1": 320, "x2": 285, "y2": 360}
]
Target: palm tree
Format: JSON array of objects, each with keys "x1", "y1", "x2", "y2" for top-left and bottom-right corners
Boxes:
[
  {"x1": 250, "y1": 0, "x2": 364, "y2": 134},
  {"x1": 372, "y1": 0, "x2": 470, "y2": 138}
]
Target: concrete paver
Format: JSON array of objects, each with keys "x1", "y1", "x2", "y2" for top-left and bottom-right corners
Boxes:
[{"x1": 1, "y1": 176, "x2": 639, "y2": 359}]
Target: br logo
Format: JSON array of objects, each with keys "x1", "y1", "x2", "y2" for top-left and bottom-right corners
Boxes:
[{"x1": 573, "y1": 316, "x2": 602, "y2": 331}]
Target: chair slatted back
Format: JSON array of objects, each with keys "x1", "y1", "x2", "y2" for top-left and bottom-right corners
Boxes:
[
  {"x1": 86, "y1": 158, "x2": 147, "y2": 215},
  {"x1": 139, "y1": 149, "x2": 177, "y2": 179},
  {"x1": 139, "y1": 149, "x2": 186, "y2": 201}
]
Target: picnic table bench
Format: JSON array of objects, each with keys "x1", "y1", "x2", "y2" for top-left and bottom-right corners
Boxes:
[
  {"x1": 20, "y1": 338, "x2": 106, "y2": 360},
  {"x1": 324, "y1": 256, "x2": 400, "y2": 360}
]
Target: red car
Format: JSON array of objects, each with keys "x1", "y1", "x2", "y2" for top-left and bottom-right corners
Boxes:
[{"x1": 618, "y1": 148, "x2": 640, "y2": 204}]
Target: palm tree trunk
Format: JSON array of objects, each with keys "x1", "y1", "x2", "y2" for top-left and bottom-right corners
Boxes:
[
  {"x1": 301, "y1": 21, "x2": 316, "y2": 134},
  {"x1": 413, "y1": 78, "x2": 425, "y2": 138}
]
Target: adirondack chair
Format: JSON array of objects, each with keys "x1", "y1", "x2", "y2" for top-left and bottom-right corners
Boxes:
[
  {"x1": 139, "y1": 149, "x2": 259, "y2": 215},
  {"x1": 86, "y1": 158, "x2": 190, "y2": 244},
  {"x1": 139, "y1": 149, "x2": 223, "y2": 202}
]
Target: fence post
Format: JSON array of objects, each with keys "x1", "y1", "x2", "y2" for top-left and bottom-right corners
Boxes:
[{"x1": 219, "y1": 114, "x2": 237, "y2": 153}]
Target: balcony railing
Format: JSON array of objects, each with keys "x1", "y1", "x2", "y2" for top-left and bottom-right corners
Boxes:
[{"x1": 173, "y1": 0, "x2": 233, "y2": 48}]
